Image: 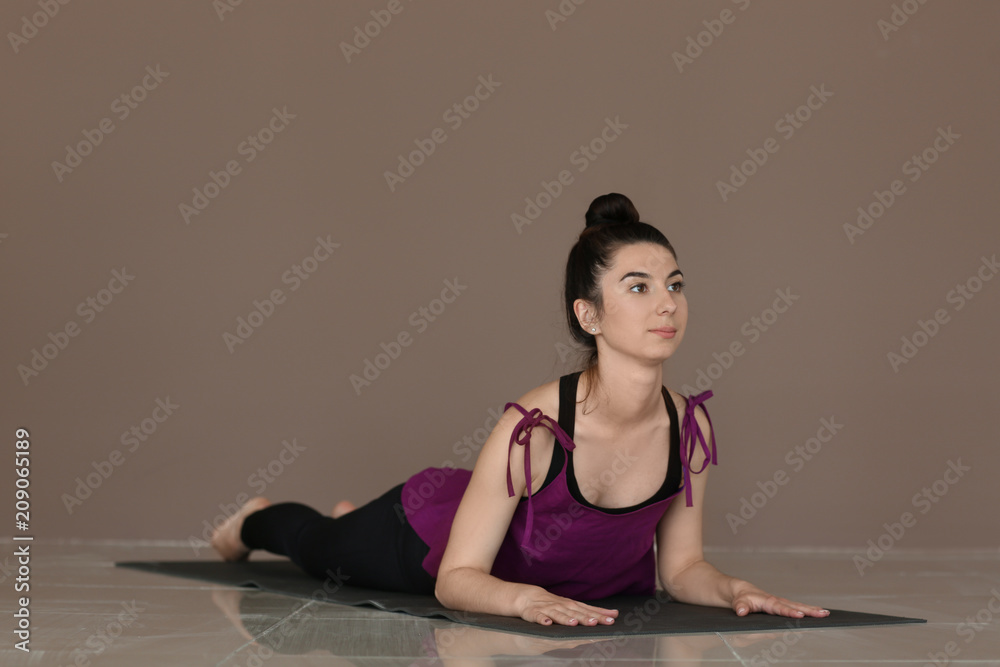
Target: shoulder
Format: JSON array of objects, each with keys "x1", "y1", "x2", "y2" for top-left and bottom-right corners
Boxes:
[
  {"x1": 498, "y1": 379, "x2": 562, "y2": 438},
  {"x1": 509, "y1": 379, "x2": 560, "y2": 419},
  {"x1": 664, "y1": 386, "x2": 713, "y2": 424},
  {"x1": 488, "y1": 379, "x2": 560, "y2": 494},
  {"x1": 480, "y1": 379, "x2": 561, "y2": 442},
  {"x1": 664, "y1": 386, "x2": 715, "y2": 467}
]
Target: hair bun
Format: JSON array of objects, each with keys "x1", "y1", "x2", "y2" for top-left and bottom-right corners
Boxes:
[{"x1": 584, "y1": 193, "x2": 640, "y2": 228}]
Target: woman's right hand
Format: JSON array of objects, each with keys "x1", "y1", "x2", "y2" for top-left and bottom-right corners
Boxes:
[
  {"x1": 435, "y1": 396, "x2": 619, "y2": 626},
  {"x1": 517, "y1": 585, "x2": 619, "y2": 626}
]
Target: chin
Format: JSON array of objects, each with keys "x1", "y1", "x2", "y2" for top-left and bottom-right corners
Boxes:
[
  {"x1": 659, "y1": 340, "x2": 683, "y2": 361},
  {"x1": 646, "y1": 346, "x2": 679, "y2": 364}
]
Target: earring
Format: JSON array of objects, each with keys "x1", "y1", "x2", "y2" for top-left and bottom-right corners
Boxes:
[{"x1": 591, "y1": 327, "x2": 596, "y2": 332}]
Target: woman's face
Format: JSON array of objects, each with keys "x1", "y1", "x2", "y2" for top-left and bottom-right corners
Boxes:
[{"x1": 584, "y1": 242, "x2": 687, "y2": 364}]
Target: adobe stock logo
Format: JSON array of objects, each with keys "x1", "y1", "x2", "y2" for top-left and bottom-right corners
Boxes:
[
  {"x1": 886, "y1": 254, "x2": 997, "y2": 373},
  {"x1": 876, "y1": 0, "x2": 931, "y2": 41},
  {"x1": 17, "y1": 268, "x2": 136, "y2": 386},
  {"x1": 7, "y1": 0, "x2": 74, "y2": 54},
  {"x1": 179, "y1": 106, "x2": 296, "y2": 224},
  {"x1": 544, "y1": 0, "x2": 588, "y2": 31},
  {"x1": 212, "y1": 0, "x2": 245, "y2": 21},
  {"x1": 62, "y1": 397, "x2": 179, "y2": 514},
  {"x1": 383, "y1": 75, "x2": 501, "y2": 193},
  {"x1": 510, "y1": 116, "x2": 629, "y2": 234},
  {"x1": 222, "y1": 236, "x2": 340, "y2": 353},
  {"x1": 680, "y1": 287, "x2": 799, "y2": 395},
  {"x1": 853, "y1": 458, "x2": 971, "y2": 576},
  {"x1": 188, "y1": 438, "x2": 307, "y2": 555},
  {"x1": 350, "y1": 278, "x2": 468, "y2": 395},
  {"x1": 340, "y1": 0, "x2": 416, "y2": 63},
  {"x1": 844, "y1": 125, "x2": 960, "y2": 244},
  {"x1": 716, "y1": 84, "x2": 833, "y2": 202},
  {"x1": 671, "y1": 0, "x2": 752, "y2": 74},
  {"x1": 55, "y1": 600, "x2": 146, "y2": 665},
  {"x1": 51, "y1": 65, "x2": 170, "y2": 183},
  {"x1": 726, "y1": 416, "x2": 843, "y2": 534}
]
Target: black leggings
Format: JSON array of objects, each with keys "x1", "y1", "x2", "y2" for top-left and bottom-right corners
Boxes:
[{"x1": 240, "y1": 483, "x2": 436, "y2": 595}]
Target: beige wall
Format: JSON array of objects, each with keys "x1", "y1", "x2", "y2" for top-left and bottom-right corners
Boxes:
[{"x1": 3, "y1": 1, "x2": 997, "y2": 556}]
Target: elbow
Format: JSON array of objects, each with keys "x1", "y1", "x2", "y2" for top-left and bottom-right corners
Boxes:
[
  {"x1": 434, "y1": 567, "x2": 459, "y2": 609},
  {"x1": 660, "y1": 574, "x2": 682, "y2": 600},
  {"x1": 661, "y1": 576, "x2": 689, "y2": 603},
  {"x1": 434, "y1": 572, "x2": 449, "y2": 607},
  {"x1": 434, "y1": 565, "x2": 490, "y2": 611}
]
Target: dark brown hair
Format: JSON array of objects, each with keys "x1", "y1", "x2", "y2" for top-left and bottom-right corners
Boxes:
[{"x1": 564, "y1": 193, "x2": 677, "y2": 399}]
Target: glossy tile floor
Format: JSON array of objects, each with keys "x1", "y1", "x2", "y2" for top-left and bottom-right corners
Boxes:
[{"x1": 3, "y1": 542, "x2": 998, "y2": 666}]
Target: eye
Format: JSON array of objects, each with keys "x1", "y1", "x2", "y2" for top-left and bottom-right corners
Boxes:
[
  {"x1": 668, "y1": 281, "x2": 686, "y2": 293},
  {"x1": 629, "y1": 283, "x2": 648, "y2": 293}
]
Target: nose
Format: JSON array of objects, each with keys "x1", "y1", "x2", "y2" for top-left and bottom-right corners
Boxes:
[{"x1": 658, "y1": 290, "x2": 677, "y2": 315}]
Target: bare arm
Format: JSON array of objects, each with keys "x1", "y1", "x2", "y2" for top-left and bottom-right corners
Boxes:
[
  {"x1": 656, "y1": 403, "x2": 829, "y2": 618},
  {"x1": 435, "y1": 401, "x2": 618, "y2": 627}
]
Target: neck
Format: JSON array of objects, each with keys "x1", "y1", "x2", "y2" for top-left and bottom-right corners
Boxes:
[{"x1": 583, "y1": 353, "x2": 665, "y2": 427}]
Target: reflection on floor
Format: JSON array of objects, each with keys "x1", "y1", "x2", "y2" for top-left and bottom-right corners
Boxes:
[{"x1": 2, "y1": 542, "x2": 998, "y2": 666}]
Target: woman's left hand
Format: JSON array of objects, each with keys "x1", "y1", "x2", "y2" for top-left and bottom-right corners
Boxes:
[{"x1": 730, "y1": 581, "x2": 830, "y2": 618}]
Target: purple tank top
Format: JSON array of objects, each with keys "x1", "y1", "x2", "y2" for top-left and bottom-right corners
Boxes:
[{"x1": 401, "y1": 372, "x2": 716, "y2": 600}]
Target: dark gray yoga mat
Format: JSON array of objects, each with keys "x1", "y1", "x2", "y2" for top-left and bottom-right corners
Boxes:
[{"x1": 117, "y1": 560, "x2": 925, "y2": 638}]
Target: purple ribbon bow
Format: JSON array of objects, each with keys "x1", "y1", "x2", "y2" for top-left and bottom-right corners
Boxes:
[
  {"x1": 680, "y1": 390, "x2": 718, "y2": 507},
  {"x1": 503, "y1": 402, "x2": 576, "y2": 548}
]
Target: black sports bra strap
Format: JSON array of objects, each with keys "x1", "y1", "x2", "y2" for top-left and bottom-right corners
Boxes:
[
  {"x1": 557, "y1": 371, "x2": 582, "y2": 441},
  {"x1": 558, "y1": 372, "x2": 684, "y2": 514}
]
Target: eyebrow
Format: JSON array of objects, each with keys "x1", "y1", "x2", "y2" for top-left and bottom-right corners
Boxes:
[{"x1": 619, "y1": 269, "x2": 683, "y2": 282}]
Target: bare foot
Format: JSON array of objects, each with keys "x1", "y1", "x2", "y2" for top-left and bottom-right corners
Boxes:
[
  {"x1": 331, "y1": 500, "x2": 356, "y2": 518},
  {"x1": 211, "y1": 497, "x2": 271, "y2": 562}
]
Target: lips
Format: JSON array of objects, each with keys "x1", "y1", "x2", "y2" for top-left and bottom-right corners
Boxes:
[{"x1": 651, "y1": 327, "x2": 677, "y2": 338}]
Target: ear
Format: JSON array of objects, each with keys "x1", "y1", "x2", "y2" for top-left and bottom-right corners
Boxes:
[{"x1": 573, "y1": 298, "x2": 599, "y2": 334}]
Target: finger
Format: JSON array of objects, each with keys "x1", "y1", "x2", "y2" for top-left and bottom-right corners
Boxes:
[
  {"x1": 531, "y1": 610, "x2": 559, "y2": 626},
  {"x1": 762, "y1": 597, "x2": 830, "y2": 618},
  {"x1": 580, "y1": 604, "x2": 619, "y2": 623},
  {"x1": 528, "y1": 596, "x2": 619, "y2": 626},
  {"x1": 731, "y1": 596, "x2": 755, "y2": 616},
  {"x1": 571, "y1": 607, "x2": 617, "y2": 624},
  {"x1": 732, "y1": 594, "x2": 777, "y2": 616},
  {"x1": 770, "y1": 603, "x2": 807, "y2": 618},
  {"x1": 551, "y1": 599, "x2": 618, "y2": 624},
  {"x1": 545, "y1": 607, "x2": 588, "y2": 626},
  {"x1": 550, "y1": 604, "x2": 615, "y2": 627},
  {"x1": 803, "y1": 607, "x2": 831, "y2": 617},
  {"x1": 566, "y1": 605, "x2": 613, "y2": 626},
  {"x1": 777, "y1": 600, "x2": 829, "y2": 617},
  {"x1": 776, "y1": 600, "x2": 830, "y2": 617},
  {"x1": 733, "y1": 593, "x2": 789, "y2": 616},
  {"x1": 527, "y1": 606, "x2": 573, "y2": 626}
]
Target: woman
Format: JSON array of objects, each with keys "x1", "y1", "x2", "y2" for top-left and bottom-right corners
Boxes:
[{"x1": 212, "y1": 193, "x2": 829, "y2": 627}]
